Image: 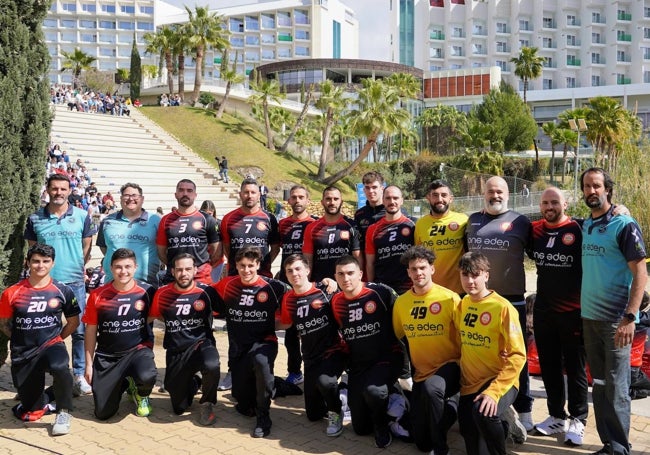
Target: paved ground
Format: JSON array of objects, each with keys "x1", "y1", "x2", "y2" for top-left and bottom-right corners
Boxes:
[{"x1": 1, "y1": 326, "x2": 649, "y2": 455}]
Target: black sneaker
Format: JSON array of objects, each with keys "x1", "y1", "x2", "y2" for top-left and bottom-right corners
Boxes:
[
  {"x1": 235, "y1": 403, "x2": 256, "y2": 417},
  {"x1": 374, "y1": 427, "x2": 392, "y2": 449},
  {"x1": 251, "y1": 415, "x2": 272, "y2": 438},
  {"x1": 591, "y1": 444, "x2": 611, "y2": 454}
]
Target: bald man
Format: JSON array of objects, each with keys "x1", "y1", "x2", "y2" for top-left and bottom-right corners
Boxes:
[
  {"x1": 529, "y1": 187, "x2": 588, "y2": 446},
  {"x1": 465, "y1": 176, "x2": 534, "y2": 437}
]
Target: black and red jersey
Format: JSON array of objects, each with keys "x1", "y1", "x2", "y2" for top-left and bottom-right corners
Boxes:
[
  {"x1": 83, "y1": 281, "x2": 155, "y2": 354},
  {"x1": 220, "y1": 208, "x2": 279, "y2": 277},
  {"x1": 365, "y1": 215, "x2": 415, "y2": 294},
  {"x1": 280, "y1": 282, "x2": 345, "y2": 364},
  {"x1": 278, "y1": 215, "x2": 317, "y2": 281},
  {"x1": 531, "y1": 218, "x2": 583, "y2": 312},
  {"x1": 156, "y1": 209, "x2": 220, "y2": 266},
  {"x1": 302, "y1": 216, "x2": 361, "y2": 282},
  {"x1": 212, "y1": 275, "x2": 288, "y2": 356},
  {"x1": 0, "y1": 278, "x2": 80, "y2": 363},
  {"x1": 149, "y1": 282, "x2": 217, "y2": 352},
  {"x1": 331, "y1": 282, "x2": 400, "y2": 371}
]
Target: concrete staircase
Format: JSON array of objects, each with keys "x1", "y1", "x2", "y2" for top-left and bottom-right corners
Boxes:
[{"x1": 50, "y1": 105, "x2": 240, "y2": 218}]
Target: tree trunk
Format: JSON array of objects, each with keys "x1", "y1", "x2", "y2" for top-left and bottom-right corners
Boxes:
[
  {"x1": 550, "y1": 145, "x2": 555, "y2": 182},
  {"x1": 215, "y1": 81, "x2": 231, "y2": 118},
  {"x1": 263, "y1": 101, "x2": 273, "y2": 149},
  {"x1": 192, "y1": 45, "x2": 204, "y2": 105},
  {"x1": 561, "y1": 145, "x2": 568, "y2": 184},
  {"x1": 165, "y1": 52, "x2": 174, "y2": 95},
  {"x1": 280, "y1": 89, "x2": 312, "y2": 153},
  {"x1": 532, "y1": 138, "x2": 540, "y2": 176},
  {"x1": 321, "y1": 132, "x2": 378, "y2": 185},
  {"x1": 178, "y1": 53, "x2": 185, "y2": 102},
  {"x1": 317, "y1": 109, "x2": 334, "y2": 180}
]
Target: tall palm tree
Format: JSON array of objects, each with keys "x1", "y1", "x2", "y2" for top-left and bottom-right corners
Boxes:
[
  {"x1": 248, "y1": 77, "x2": 285, "y2": 149},
  {"x1": 542, "y1": 121, "x2": 559, "y2": 182},
  {"x1": 554, "y1": 128, "x2": 578, "y2": 183},
  {"x1": 144, "y1": 26, "x2": 176, "y2": 95},
  {"x1": 172, "y1": 25, "x2": 190, "y2": 102},
  {"x1": 60, "y1": 48, "x2": 96, "y2": 89},
  {"x1": 510, "y1": 46, "x2": 545, "y2": 104},
  {"x1": 184, "y1": 6, "x2": 230, "y2": 105},
  {"x1": 314, "y1": 80, "x2": 347, "y2": 180},
  {"x1": 280, "y1": 84, "x2": 313, "y2": 152},
  {"x1": 321, "y1": 78, "x2": 411, "y2": 185}
]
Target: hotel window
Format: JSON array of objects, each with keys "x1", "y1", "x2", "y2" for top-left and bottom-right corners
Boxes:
[
  {"x1": 118, "y1": 21, "x2": 135, "y2": 30},
  {"x1": 245, "y1": 16, "x2": 259, "y2": 31},
  {"x1": 101, "y1": 4, "x2": 116, "y2": 13},
  {"x1": 278, "y1": 12, "x2": 292, "y2": 27},
  {"x1": 295, "y1": 10, "x2": 309, "y2": 25},
  {"x1": 137, "y1": 22, "x2": 154, "y2": 31},
  {"x1": 62, "y1": 3, "x2": 76, "y2": 12},
  {"x1": 121, "y1": 5, "x2": 135, "y2": 14},
  {"x1": 566, "y1": 77, "x2": 576, "y2": 88},
  {"x1": 99, "y1": 21, "x2": 116, "y2": 29},
  {"x1": 295, "y1": 30, "x2": 310, "y2": 40},
  {"x1": 230, "y1": 18, "x2": 244, "y2": 33},
  {"x1": 261, "y1": 13, "x2": 275, "y2": 29},
  {"x1": 60, "y1": 19, "x2": 76, "y2": 28},
  {"x1": 82, "y1": 4, "x2": 96, "y2": 13},
  {"x1": 80, "y1": 20, "x2": 96, "y2": 28},
  {"x1": 245, "y1": 35, "x2": 260, "y2": 45},
  {"x1": 592, "y1": 75, "x2": 601, "y2": 86}
]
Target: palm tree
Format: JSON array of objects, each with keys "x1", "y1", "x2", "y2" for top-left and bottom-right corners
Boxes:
[
  {"x1": 144, "y1": 26, "x2": 176, "y2": 95},
  {"x1": 248, "y1": 77, "x2": 285, "y2": 150},
  {"x1": 184, "y1": 6, "x2": 230, "y2": 105},
  {"x1": 542, "y1": 121, "x2": 559, "y2": 182},
  {"x1": 554, "y1": 128, "x2": 578, "y2": 183},
  {"x1": 60, "y1": 48, "x2": 96, "y2": 89},
  {"x1": 321, "y1": 78, "x2": 411, "y2": 185},
  {"x1": 172, "y1": 25, "x2": 190, "y2": 102},
  {"x1": 510, "y1": 46, "x2": 545, "y2": 104},
  {"x1": 216, "y1": 51, "x2": 245, "y2": 119},
  {"x1": 416, "y1": 104, "x2": 467, "y2": 153},
  {"x1": 280, "y1": 84, "x2": 313, "y2": 153},
  {"x1": 314, "y1": 80, "x2": 347, "y2": 180}
]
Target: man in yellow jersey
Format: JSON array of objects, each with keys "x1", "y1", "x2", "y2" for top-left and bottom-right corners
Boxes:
[
  {"x1": 415, "y1": 180, "x2": 467, "y2": 294},
  {"x1": 455, "y1": 252, "x2": 526, "y2": 455},
  {"x1": 393, "y1": 246, "x2": 461, "y2": 454}
]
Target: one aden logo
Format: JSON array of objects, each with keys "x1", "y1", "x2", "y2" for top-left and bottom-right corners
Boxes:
[
  {"x1": 429, "y1": 302, "x2": 442, "y2": 314},
  {"x1": 480, "y1": 312, "x2": 492, "y2": 325},
  {"x1": 562, "y1": 233, "x2": 576, "y2": 245},
  {"x1": 192, "y1": 221, "x2": 203, "y2": 230},
  {"x1": 48, "y1": 298, "x2": 59, "y2": 309},
  {"x1": 257, "y1": 291, "x2": 268, "y2": 303},
  {"x1": 193, "y1": 299, "x2": 205, "y2": 311},
  {"x1": 340, "y1": 231, "x2": 350, "y2": 240},
  {"x1": 401, "y1": 227, "x2": 411, "y2": 236},
  {"x1": 311, "y1": 299, "x2": 324, "y2": 310},
  {"x1": 449, "y1": 222, "x2": 459, "y2": 231},
  {"x1": 500, "y1": 222, "x2": 513, "y2": 232},
  {"x1": 134, "y1": 300, "x2": 145, "y2": 311},
  {"x1": 364, "y1": 301, "x2": 377, "y2": 314},
  {"x1": 257, "y1": 222, "x2": 268, "y2": 231}
]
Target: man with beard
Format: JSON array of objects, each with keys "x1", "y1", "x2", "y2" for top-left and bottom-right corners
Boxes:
[
  {"x1": 148, "y1": 254, "x2": 220, "y2": 426},
  {"x1": 277, "y1": 185, "x2": 318, "y2": 385},
  {"x1": 25, "y1": 174, "x2": 95, "y2": 397},
  {"x1": 221, "y1": 178, "x2": 280, "y2": 278},
  {"x1": 465, "y1": 176, "x2": 533, "y2": 439},
  {"x1": 580, "y1": 168, "x2": 647, "y2": 455},
  {"x1": 415, "y1": 180, "x2": 468, "y2": 294},
  {"x1": 530, "y1": 187, "x2": 589, "y2": 446},
  {"x1": 156, "y1": 179, "x2": 221, "y2": 284},
  {"x1": 365, "y1": 185, "x2": 415, "y2": 294},
  {"x1": 303, "y1": 186, "x2": 361, "y2": 282}
]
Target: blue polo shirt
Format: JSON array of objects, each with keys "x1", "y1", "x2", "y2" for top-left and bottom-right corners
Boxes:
[
  {"x1": 24, "y1": 204, "x2": 94, "y2": 283},
  {"x1": 96, "y1": 209, "x2": 161, "y2": 284}
]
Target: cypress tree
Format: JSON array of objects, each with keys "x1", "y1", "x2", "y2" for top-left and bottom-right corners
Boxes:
[
  {"x1": 0, "y1": 0, "x2": 51, "y2": 363},
  {"x1": 130, "y1": 36, "x2": 142, "y2": 100}
]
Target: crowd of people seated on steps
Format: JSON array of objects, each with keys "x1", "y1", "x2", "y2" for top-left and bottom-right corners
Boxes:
[{"x1": 50, "y1": 85, "x2": 132, "y2": 116}]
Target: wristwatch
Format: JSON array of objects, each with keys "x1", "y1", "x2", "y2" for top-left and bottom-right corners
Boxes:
[{"x1": 623, "y1": 312, "x2": 636, "y2": 322}]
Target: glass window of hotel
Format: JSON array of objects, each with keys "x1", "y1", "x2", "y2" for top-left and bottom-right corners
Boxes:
[
  {"x1": 543, "y1": 79, "x2": 553, "y2": 89},
  {"x1": 278, "y1": 47, "x2": 291, "y2": 58},
  {"x1": 245, "y1": 51, "x2": 260, "y2": 62},
  {"x1": 61, "y1": 32, "x2": 75, "y2": 42},
  {"x1": 566, "y1": 77, "x2": 576, "y2": 88},
  {"x1": 261, "y1": 13, "x2": 275, "y2": 29},
  {"x1": 262, "y1": 49, "x2": 275, "y2": 60},
  {"x1": 496, "y1": 60, "x2": 506, "y2": 71},
  {"x1": 45, "y1": 32, "x2": 58, "y2": 42},
  {"x1": 496, "y1": 22, "x2": 508, "y2": 33},
  {"x1": 100, "y1": 47, "x2": 116, "y2": 57},
  {"x1": 141, "y1": 6, "x2": 154, "y2": 14},
  {"x1": 99, "y1": 33, "x2": 115, "y2": 43},
  {"x1": 137, "y1": 22, "x2": 154, "y2": 31},
  {"x1": 278, "y1": 11, "x2": 291, "y2": 27},
  {"x1": 62, "y1": 3, "x2": 76, "y2": 12},
  {"x1": 119, "y1": 21, "x2": 135, "y2": 30},
  {"x1": 82, "y1": 3, "x2": 96, "y2": 12},
  {"x1": 295, "y1": 30, "x2": 310, "y2": 40},
  {"x1": 99, "y1": 61, "x2": 115, "y2": 71},
  {"x1": 80, "y1": 34, "x2": 97, "y2": 43},
  {"x1": 245, "y1": 15, "x2": 259, "y2": 31},
  {"x1": 519, "y1": 39, "x2": 529, "y2": 47},
  {"x1": 102, "y1": 4, "x2": 116, "y2": 13},
  {"x1": 80, "y1": 20, "x2": 97, "y2": 28},
  {"x1": 295, "y1": 10, "x2": 309, "y2": 25},
  {"x1": 121, "y1": 5, "x2": 136, "y2": 14},
  {"x1": 261, "y1": 33, "x2": 275, "y2": 44},
  {"x1": 295, "y1": 46, "x2": 310, "y2": 57},
  {"x1": 60, "y1": 19, "x2": 76, "y2": 28},
  {"x1": 43, "y1": 18, "x2": 57, "y2": 27},
  {"x1": 230, "y1": 36, "x2": 244, "y2": 47},
  {"x1": 230, "y1": 18, "x2": 244, "y2": 32},
  {"x1": 245, "y1": 35, "x2": 260, "y2": 45},
  {"x1": 117, "y1": 33, "x2": 132, "y2": 43}
]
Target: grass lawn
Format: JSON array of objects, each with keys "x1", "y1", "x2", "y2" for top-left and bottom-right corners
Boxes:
[{"x1": 139, "y1": 106, "x2": 357, "y2": 204}]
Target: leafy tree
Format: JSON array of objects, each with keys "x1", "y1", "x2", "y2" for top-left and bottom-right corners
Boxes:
[
  {"x1": 510, "y1": 46, "x2": 544, "y2": 104},
  {"x1": 216, "y1": 50, "x2": 245, "y2": 119},
  {"x1": 142, "y1": 64, "x2": 158, "y2": 79},
  {"x1": 0, "y1": 0, "x2": 51, "y2": 364},
  {"x1": 555, "y1": 127, "x2": 578, "y2": 184},
  {"x1": 82, "y1": 69, "x2": 115, "y2": 94},
  {"x1": 61, "y1": 48, "x2": 96, "y2": 89},
  {"x1": 314, "y1": 80, "x2": 347, "y2": 179},
  {"x1": 129, "y1": 37, "x2": 141, "y2": 100},
  {"x1": 198, "y1": 92, "x2": 216, "y2": 108},
  {"x1": 416, "y1": 104, "x2": 467, "y2": 154},
  {"x1": 280, "y1": 84, "x2": 313, "y2": 153},
  {"x1": 321, "y1": 78, "x2": 411, "y2": 185},
  {"x1": 144, "y1": 25, "x2": 176, "y2": 94},
  {"x1": 184, "y1": 5, "x2": 230, "y2": 105},
  {"x1": 248, "y1": 76, "x2": 285, "y2": 149},
  {"x1": 294, "y1": 119, "x2": 321, "y2": 159}
]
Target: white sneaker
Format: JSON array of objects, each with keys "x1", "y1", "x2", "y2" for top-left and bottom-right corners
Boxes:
[
  {"x1": 564, "y1": 418, "x2": 585, "y2": 446},
  {"x1": 72, "y1": 375, "x2": 92, "y2": 397},
  {"x1": 326, "y1": 411, "x2": 343, "y2": 437},
  {"x1": 502, "y1": 406, "x2": 527, "y2": 444},
  {"x1": 535, "y1": 415, "x2": 568, "y2": 435},
  {"x1": 518, "y1": 411, "x2": 534, "y2": 432},
  {"x1": 52, "y1": 410, "x2": 71, "y2": 436},
  {"x1": 218, "y1": 371, "x2": 232, "y2": 391}
]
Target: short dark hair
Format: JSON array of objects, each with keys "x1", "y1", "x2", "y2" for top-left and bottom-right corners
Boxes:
[
  {"x1": 362, "y1": 171, "x2": 384, "y2": 185},
  {"x1": 120, "y1": 183, "x2": 143, "y2": 195},
  {"x1": 289, "y1": 184, "x2": 309, "y2": 198},
  {"x1": 111, "y1": 248, "x2": 137, "y2": 265},
  {"x1": 400, "y1": 246, "x2": 435, "y2": 266},
  {"x1": 176, "y1": 179, "x2": 196, "y2": 190},
  {"x1": 283, "y1": 253, "x2": 309, "y2": 270},
  {"x1": 427, "y1": 179, "x2": 452, "y2": 194},
  {"x1": 580, "y1": 167, "x2": 614, "y2": 203},
  {"x1": 27, "y1": 243, "x2": 55, "y2": 261},
  {"x1": 47, "y1": 173, "x2": 71, "y2": 188},
  {"x1": 458, "y1": 252, "x2": 490, "y2": 275},
  {"x1": 335, "y1": 255, "x2": 360, "y2": 269},
  {"x1": 322, "y1": 186, "x2": 341, "y2": 197},
  {"x1": 171, "y1": 253, "x2": 196, "y2": 269},
  {"x1": 235, "y1": 246, "x2": 262, "y2": 263},
  {"x1": 240, "y1": 178, "x2": 258, "y2": 190},
  {"x1": 200, "y1": 200, "x2": 216, "y2": 217}
]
